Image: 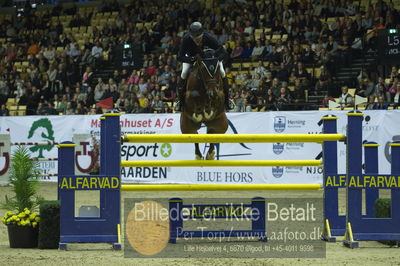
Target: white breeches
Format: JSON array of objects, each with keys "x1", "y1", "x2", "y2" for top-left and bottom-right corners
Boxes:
[{"x1": 181, "y1": 61, "x2": 226, "y2": 79}]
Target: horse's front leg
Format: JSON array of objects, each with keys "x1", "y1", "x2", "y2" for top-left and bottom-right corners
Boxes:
[
  {"x1": 206, "y1": 143, "x2": 216, "y2": 160},
  {"x1": 195, "y1": 143, "x2": 203, "y2": 160}
]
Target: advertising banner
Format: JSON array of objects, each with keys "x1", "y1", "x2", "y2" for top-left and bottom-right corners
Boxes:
[{"x1": 0, "y1": 110, "x2": 397, "y2": 185}]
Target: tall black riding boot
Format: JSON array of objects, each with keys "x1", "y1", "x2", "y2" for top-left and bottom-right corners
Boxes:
[
  {"x1": 222, "y1": 77, "x2": 233, "y2": 110},
  {"x1": 175, "y1": 78, "x2": 187, "y2": 112}
]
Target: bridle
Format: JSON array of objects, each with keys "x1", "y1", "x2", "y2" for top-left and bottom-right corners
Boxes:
[{"x1": 193, "y1": 57, "x2": 220, "y2": 93}]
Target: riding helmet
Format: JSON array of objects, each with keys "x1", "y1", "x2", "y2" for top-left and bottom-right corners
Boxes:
[{"x1": 189, "y1": 22, "x2": 204, "y2": 39}]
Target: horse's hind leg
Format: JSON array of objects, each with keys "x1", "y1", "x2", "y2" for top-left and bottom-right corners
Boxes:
[
  {"x1": 206, "y1": 143, "x2": 215, "y2": 160},
  {"x1": 195, "y1": 143, "x2": 203, "y2": 160}
]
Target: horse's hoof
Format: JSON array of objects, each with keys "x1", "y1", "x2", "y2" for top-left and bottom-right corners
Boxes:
[
  {"x1": 195, "y1": 155, "x2": 203, "y2": 160},
  {"x1": 206, "y1": 150, "x2": 215, "y2": 160}
]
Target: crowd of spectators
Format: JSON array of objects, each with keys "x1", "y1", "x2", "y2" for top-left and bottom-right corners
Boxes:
[{"x1": 0, "y1": 0, "x2": 399, "y2": 116}]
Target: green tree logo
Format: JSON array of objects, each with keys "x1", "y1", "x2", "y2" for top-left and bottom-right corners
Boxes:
[
  {"x1": 27, "y1": 118, "x2": 55, "y2": 158},
  {"x1": 160, "y1": 143, "x2": 172, "y2": 158}
]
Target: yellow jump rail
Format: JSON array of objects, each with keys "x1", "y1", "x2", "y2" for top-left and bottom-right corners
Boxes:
[
  {"x1": 122, "y1": 133, "x2": 345, "y2": 143},
  {"x1": 121, "y1": 184, "x2": 323, "y2": 191},
  {"x1": 121, "y1": 159, "x2": 322, "y2": 167}
]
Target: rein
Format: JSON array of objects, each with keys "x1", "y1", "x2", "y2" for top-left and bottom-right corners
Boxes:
[{"x1": 194, "y1": 58, "x2": 219, "y2": 92}]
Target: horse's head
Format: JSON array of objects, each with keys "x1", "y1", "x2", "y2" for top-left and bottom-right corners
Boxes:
[
  {"x1": 184, "y1": 49, "x2": 225, "y2": 123},
  {"x1": 193, "y1": 50, "x2": 222, "y2": 97}
]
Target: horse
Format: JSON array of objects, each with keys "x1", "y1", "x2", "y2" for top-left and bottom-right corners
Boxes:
[{"x1": 180, "y1": 50, "x2": 228, "y2": 160}]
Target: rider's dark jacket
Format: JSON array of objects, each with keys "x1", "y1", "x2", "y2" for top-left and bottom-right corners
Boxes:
[{"x1": 178, "y1": 32, "x2": 227, "y2": 64}]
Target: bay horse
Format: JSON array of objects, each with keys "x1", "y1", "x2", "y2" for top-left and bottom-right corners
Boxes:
[{"x1": 180, "y1": 50, "x2": 228, "y2": 160}]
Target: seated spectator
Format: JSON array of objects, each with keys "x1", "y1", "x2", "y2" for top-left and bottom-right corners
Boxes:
[
  {"x1": 160, "y1": 32, "x2": 172, "y2": 49},
  {"x1": 365, "y1": 95, "x2": 376, "y2": 109},
  {"x1": 161, "y1": 103, "x2": 173, "y2": 113},
  {"x1": 241, "y1": 97, "x2": 252, "y2": 112},
  {"x1": 356, "y1": 78, "x2": 374, "y2": 97},
  {"x1": 373, "y1": 96, "x2": 389, "y2": 110},
  {"x1": 241, "y1": 74, "x2": 253, "y2": 90},
  {"x1": 146, "y1": 61, "x2": 157, "y2": 76},
  {"x1": 261, "y1": 39, "x2": 273, "y2": 58},
  {"x1": 128, "y1": 70, "x2": 141, "y2": 85},
  {"x1": 304, "y1": 26, "x2": 319, "y2": 42},
  {"x1": 37, "y1": 102, "x2": 48, "y2": 115},
  {"x1": 161, "y1": 83, "x2": 175, "y2": 105},
  {"x1": 243, "y1": 21, "x2": 254, "y2": 36},
  {"x1": 42, "y1": 45, "x2": 56, "y2": 62},
  {"x1": 293, "y1": 79, "x2": 305, "y2": 103},
  {"x1": 82, "y1": 66, "x2": 93, "y2": 91},
  {"x1": 266, "y1": 46, "x2": 282, "y2": 66},
  {"x1": 271, "y1": 78, "x2": 281, "y2": 97},
  {"x1": 158, "y1": 65, "x2": 173, "y2": 85},
  {"x1": 314, "y1": 65, "x2": 331, "y2": 94},
  {"x1": 218, "y1": 28, "x2": 228, "y2": 45},
  {"x1": 94, "y1": 78, "x2": 107, "y2": 102},
  {"x1": 112, "y1": 70, "x2": 121, "y2": 84},
  {"x1": 281, "y1": 47, "x2": 294, "y2": 69},
  {"x1": 75, "y1": 86, "x2": 87, "y2": 103},
  {"x1": 254, "y1": 97, "x2": 266, "y2": 111},
  {"x1": 0, "y1": 104, "x2": 9, "y2": 116},
  {"x1": 58, "y1": 95, "x2": 69, "y2": 113},
  {"x1": 128, "y1": 101, "x2": 139, "y2": 113},
  {"x1": 151, "y1": 95, "x2": 164, "y2": 113},
  {"x1": 85, "y1": 86, "x2": 96, "y2": 108},
  {"x1": 271, "y1": 19, "x2": 286, "y2": 35},
  {"x1": 275, "y1": 87, "x2": 292, "y2": 110},
  {"x1": 250, "y1": 73, "x2": 262, "y2": 91},
  {"x1": 75, "y1": 102, "x2": 87, "y2": 114},
  {"x1": 47, "y1": 102, "x2": 57, "y2": 115},
  {"x1": 246, "y1": 90, "x2": 258, "y2": 109},
  {"x1": 232, "y1": 90, "x2": 243, "y2": 112},
  {"x1": 388, "y1": 66, "x2": 399, "y2": 82},
  {"x1": 326, "y1": 35, "x2": 338, "y2": 57},
  {"x1": 115, "y1": 91, "x2": 130, "y2": 111},
  {"x1": 251, "y1": 41, "x2": 265, "y2": 61},
  {"x1": 338, "y1": 86, "x2": 353, "y2": 108},
  {"x1": 373, "y1": 76, "x2": 387, "y2": 97},
  {"x1": 321, "y1": 94, "x2": 336, "y2": 108},
  {"x1": 301, "y1": 45, "x2": 316, "y2": 64},
  {"x1": 78, "y1": 49, "x2": 95, "y2": 72},
  {"x1": 336, "y1": 36, "x2": 352, "y2": 67},
  {"x1": 103, "y1": 85, "x2": 120, "y2": 103},
  {"x1": 138, "y1": 78, "x2": 148, "y2": 92},
  {"x1": 316, "y1": 48, "x2": 331, "y2": 67},
  {"x1": 393, "y1": 84, "x2": 400, "y2": 108},
  {"x1": 91, "y1": 41, "x2": 103, "y2": 63},
  {"x1": 264, "y1": 88, "x2": 276, "y2": 111},
  {"x1": 253, "y1": 61, "x2": 268, "y2": 78},
  {"x1": 231, "y1": 41, "x2": 243, "y2": 60},
  {"x1": 362, "y1": 12, "x2": 373, "y2": 30},
  {"x1": 276, "y1": 63, "x2": 290, "y2": 82},
  {"x1": 293, "y1": 62, "x2": 310, "y2": 88}
]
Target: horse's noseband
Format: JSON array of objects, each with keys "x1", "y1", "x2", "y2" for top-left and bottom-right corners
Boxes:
[{"x1": 206, "y1": 79, "x2": 218, "y2": 85}]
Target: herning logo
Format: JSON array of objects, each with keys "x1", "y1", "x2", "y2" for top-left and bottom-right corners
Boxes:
[
  {"x1": 272, "y1": 167, "x2": 284, "y2": 178},
  {"x1": 272, "y1": 143, "x2": 284, "y2": 155},
  {"x1": 274, "y1": 116, "x2": 286, "y2": 133}
]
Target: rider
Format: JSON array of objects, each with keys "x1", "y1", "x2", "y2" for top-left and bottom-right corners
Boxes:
[{"x1": 175, "y1": 21, "x2": 232, "y2": 111}]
